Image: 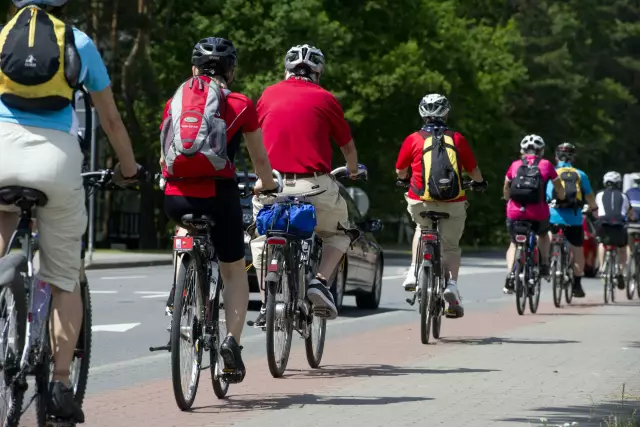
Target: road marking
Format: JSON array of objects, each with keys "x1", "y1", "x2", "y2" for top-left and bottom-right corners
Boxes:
[
  {"x1": 135, "y1": 291, "x2": 170, "y2": 299},
  {"x1": 90, "y1": 290, "x2": 118, "y2": 294},
  {"x1": 384, "y1": 268, "x2": 504, "y2": 281},
  {"x1": 99, "y1": 275, "x2": 147, "y2": 280},
  {"x1": 92, "y1": 323, "x2": 140, "y2": 332}
]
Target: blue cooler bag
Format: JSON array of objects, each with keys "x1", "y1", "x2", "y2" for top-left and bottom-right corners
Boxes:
[{"x1": 256, "y1": 202, "x2": 317, "y2": 239}]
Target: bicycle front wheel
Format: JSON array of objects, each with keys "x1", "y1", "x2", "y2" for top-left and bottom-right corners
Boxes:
[
  {"x1": 265, "y1": 257, "x2": 293, "y2": 378},
  {"x1": 420, "y1": 267, "x2": 434, "y2": 344},
  {"x1": 551, "y1": 254, "x2": 562, "y2": 308},
  {"x1": 210, "y1": 288, "x2": 229, "y2": 399},
  {"x1": 170, "y1": 255, "x2": 203, "y2": 410},
  {"x1": 626, "y1": 257, "x2": 635, "y2": 300},
  {"x1": 603, "y1": 254, "x2": 611, "y2": 304},
  {"x1": 0, "y1": 281, "x2": 27, "y2": 427},
  {"x1": 72, "y1": 278, "x2": 92, "y2": 406}
]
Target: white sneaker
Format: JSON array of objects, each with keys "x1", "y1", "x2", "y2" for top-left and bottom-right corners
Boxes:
[
  {"x1": 403, "y1": 271, "x2": 417, "y2": 291},
  {"x1": 443, "y1": 281, "x2": 464, "y2": 318}
]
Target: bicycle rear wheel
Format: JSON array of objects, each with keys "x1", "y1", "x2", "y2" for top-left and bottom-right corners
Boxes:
[
  {"x1": 529, "y1": 274, "x2": 541, "y2": 314},
  {"x1": 564, "y1": 259, "x2": 574, "y2": 305},
  {"x1": 551, "y1": 254, "x2": 562, "y2": 308},
  {"x1": 210, "y1": 286, "x2": 229, "y2": 399},
  {"x1": 432, "y1": 277, "x2": 443, "y2": 339},
  {"x1": 72, "y1": 278, "x2": 92, "y2": 406},
  {"x1": 304, "y1": 257, "x2": 326, "y2": 369},
  {"x1": 265, "y1": 256, "x2": 293, "y2": 378},
  {"x1": 170, "y1": 255, "x2": 203, "y2": 410},
  {"x1": 603, "y1": 254, "x2": 611, "y2": 304},
  {"x1": 626, "y1": 257, "x2": 635, "y2": 300},
  {"x1": 420, "y1": 267, "x2": 433, "y2": 344},
  {"x1": 0, "y1": 282, "x2": 27, "y2": 427},
  {"x1": 514, "y1": 251, "x2": 527, "y2": 315}
]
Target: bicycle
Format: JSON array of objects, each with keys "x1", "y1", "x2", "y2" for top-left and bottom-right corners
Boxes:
[
  {"x1": 0, "y1": 169, "x2": 134, "y2": 427},
  {"x1": 258, "y1": 165, "x2": 367, "y2": 378},
  {"x1": 509, "y1": 221, "x2": 543, "y2": 315},
  {"x1": 549, "y1": 224, "x2": 574, "y2": 308},
  {"x1": 624, "y1": 229, "x2": 640, "y2": 300},
  {"x1": 601, "y1": 242, "x2": 620, "y2": 304},
  {"x1": 396, "y1": 179, "x2": 485, "y2": 344},
  {"x1": 148, "y1": 175, "x2": 279, "y2": 409}
]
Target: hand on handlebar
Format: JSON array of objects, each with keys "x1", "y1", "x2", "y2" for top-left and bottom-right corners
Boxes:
[
  {"x1": 113, "y1": 163, "x2": 144, "y2": 187},
  {"x1": 253, "y1": 170, "x2": 284, "y2": 196},
  {"x1": 468, "y1": 180, "x2": 488, "y2": 192}
]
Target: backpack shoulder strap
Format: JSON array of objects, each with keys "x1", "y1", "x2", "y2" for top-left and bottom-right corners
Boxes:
[{"x1": 531, "y1": 157, "x2": 541, "y2": 167}]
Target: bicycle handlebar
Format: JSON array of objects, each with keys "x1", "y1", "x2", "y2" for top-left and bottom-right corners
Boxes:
[{"x1": 331, "y1": 164, "x2": 368, "y2": 182}]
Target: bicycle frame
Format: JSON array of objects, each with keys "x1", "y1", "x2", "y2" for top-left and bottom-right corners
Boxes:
[
  {"x1": 408, "y1": 219, "x2": 444, "y2": 307},
  {"x1": 513, "y1": 228, "x2": 538, "y2": 284}
]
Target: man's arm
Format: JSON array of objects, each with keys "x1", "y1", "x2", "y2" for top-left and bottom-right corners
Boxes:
[
  {"x1": 244, "y1": 129, "x2": 277, "y2": 188},
  {"x1": 503, "y1": 178, "x2": 510, "y2": 200},
  {"x1": 395, "y1": 135, "x2": 414, "y2": 179},
  {"x1": 91, "y1": 86, "x2": 138, "y2": 177},
  {"x1": 340, "y1": 140, "x2": 359, "y2": 176},
  {"x1": 455, "y1": 133, "x2": 484, "y2": 183}
]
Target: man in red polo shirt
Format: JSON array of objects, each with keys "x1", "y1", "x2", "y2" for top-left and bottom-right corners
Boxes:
[
  {"x1": 160, "y1": 37, "x2": 277, "y2": 381},
  {"x1": 249, "y1": 44, "x2": 360, "y2": 324},
  {"x1": 395, "y1": 94, "x2": 486, "y2": 318}
]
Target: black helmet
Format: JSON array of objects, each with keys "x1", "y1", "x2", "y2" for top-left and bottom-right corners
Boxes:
[
  {"x1": 13, "y1": 0, "x2": 68, "y2": 6},
  {"x1": 191, "y1": 37, "x2": 237, "y2": 76},
  {"x1": 556, "y1": 142, "x2": 576, "y2": 162}
]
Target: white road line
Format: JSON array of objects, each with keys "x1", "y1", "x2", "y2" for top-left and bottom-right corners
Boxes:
[
  {"x1": 90, "y1": 290, "x2": 118, "y2": 294},
  {"x1": 99, "y1": 275, "x2": 147, "y2": 280},
  {"x1": 135, "y1": 291, "x2": 170, "y2": 299},
  {"x1": 141, "y1": 294, "x2": 170, "y2": 299},
  {"x1": 383, "y1": 268, "x2": 504, "y2": 281},
  {"x1": 92, "y1": 323, "x2": 140, "y2": 332}
]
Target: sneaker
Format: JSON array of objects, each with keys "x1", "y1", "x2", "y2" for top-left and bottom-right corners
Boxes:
[
  {"x1": 47, "y1": 381, "x2": 85, "y2": 423},
  {"x1": 572, "y1": 280, "x2": 586, "y2": 298},
  {"x1": 403, "y1": 268, "x2": 417, "y2": 292},
  {"x1": 220, "y1": 335, "x2": 246, "y2": 383},
  {"x1": 503, "y1": 275, "x2": 514, "y2": 294},
  {"x1": 616, "y1": 274, "x2": 625, "y2": 290},
  {"x1": 307, "y1": 277, "x2": 338, "y2": 319},
  {"x1": 540, "y1": 264, "x2": 550, "y2": 279},
  {"x1": 443, "y1": 281, "x2": 464, "y2": 318},
  {"x1": 252, "y1": 305, "x2": 267, "y2": 327}
]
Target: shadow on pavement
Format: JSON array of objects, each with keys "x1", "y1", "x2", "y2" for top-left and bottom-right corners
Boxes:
[
  {"x1": 337, "y1": 306, "x2": 413, "y2": 318},
  {"x1": 284, "y1": 364, "x2": 499, "y2": 379},
  {"x1": 440, "y1": 336, "x2": 580, "y2": 345},
  {"x1": 191, "y1": 393, "x2": 432, "y2": 413},
  {"x1": 500, "y1": 399, "x2": 640, "y2": 426}
]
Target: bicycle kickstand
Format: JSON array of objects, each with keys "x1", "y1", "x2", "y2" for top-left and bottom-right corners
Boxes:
[{"x1": 149, "y1": 339, "x2": 171, "y2": 352}]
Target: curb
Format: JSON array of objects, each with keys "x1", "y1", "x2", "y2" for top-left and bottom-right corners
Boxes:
[{"x1": 85, "y1": 259, "x2": 173, "y2": 271}]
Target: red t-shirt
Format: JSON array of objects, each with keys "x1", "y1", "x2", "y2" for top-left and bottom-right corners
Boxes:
[
  {"x1": 160, "y1": 87, "x2": 259, "y2": 198},
  {"x1": 256, "y1": 79, "x2": 352, "y2": 174},
  {"x1": 395, "y1": 129, "x2": 478, "y2": 202}
]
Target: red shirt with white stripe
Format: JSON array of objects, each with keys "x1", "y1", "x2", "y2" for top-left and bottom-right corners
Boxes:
[{"x1": 160, "y1": 83, "x2": 259, "y2": 198}]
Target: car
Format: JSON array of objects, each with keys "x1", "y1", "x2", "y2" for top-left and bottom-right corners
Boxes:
[
  {"x1": 239, "y1": 172, "x2": 385, "y2": 312},
  {"x1": 583, "y1": 211, "x2": 599, "y2": 277}
]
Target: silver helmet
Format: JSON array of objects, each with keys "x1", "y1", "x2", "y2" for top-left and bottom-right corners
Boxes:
[
  {"x1": 603, "y1": 171, "x2": 622, "y2": 187},
  {"x1": 13, "y1": 0, "x2": 68, "y2": 7},
  {"x1": 284, "y1": 44, "x2": 325, "y2": 81},
  {"x1": 418, "y1": 94, "x2": 451, "y2": 120},
  {"x1": 520, "y1": 134, "x2": 545, "y2": 154}
]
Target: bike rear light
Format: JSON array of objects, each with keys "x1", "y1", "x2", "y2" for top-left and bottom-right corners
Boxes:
[
  {"x1": 421, "y1": 233, "x2": 437, "y2": 242},
  {"x1": 423, "y1": 252, "x2": 433, "y2": 261},
  {"x1": 267, "y1": 237, "x2": 286, "y2": 246},
  {"x1": 515, "y1": 235, "x2": 527, "y2": 243},
  {"x1": 173, "y1": 236, "x2": 194, "y2": 250},
  {"x1": 267, "y1": 258, "x2": 279, "y2": 272}
]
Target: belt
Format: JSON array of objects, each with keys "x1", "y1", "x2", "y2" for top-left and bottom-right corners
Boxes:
[{"x1": 280, "y1": 172, "x2": 327, "y2": 179}]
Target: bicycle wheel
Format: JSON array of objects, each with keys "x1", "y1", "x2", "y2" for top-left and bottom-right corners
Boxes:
[
  {"x1": 626, "y1": 256, "x2": 635, "y2": 300},
  {"x1": 72, "y1": 278, "x2": 92, "y2": 406},
  {"x1": 529, "y1": 274, "x2": 541, "y2": 314},
  {"x1": 420, "y1": 267, "x2": 434, "y2": 344},
  {"x1": 35, "y1": 327, "x2": 51, "y2": 426},
  {"x1": 551, "y1": 253, "x2": 562, "y2": 308},
  {"x1": 603, "y1": 254, "x2": 611, "y2": 304},
  {"x1": 432, "y1": 277, "x2": 444, "y2": 339},
  {"x1": 635, "y1": 253, "x2": 640, "y2": 300},
  {"x1": 610, "y1": 258, "x2": 616, "y2": 303},
  {"x1": 514, "y1": 251, "x2": 527, "y2": 315},
  {"x1": 304, "y1": 259, "x2": 326, "y2": 369},
  {"x1": 210, "y1": 285, "x2": 229, "y2": 399},
  {"x1": 564, "y1": 254, "x2": 574, "y2": 305},
  {"x1": 265, "y1": 257, "x2": 293, "y2": 378},
  {"x1": 170, "y1": 255, "x2": 203, "y2": 410},
  {"x1": 0, "y1": 282, "x2": 27, "y2": 427}
]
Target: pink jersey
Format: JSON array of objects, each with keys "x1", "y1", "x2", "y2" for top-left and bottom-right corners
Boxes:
[{"x1": 505, "y1": 155, "x2": 557, "y2": 221}]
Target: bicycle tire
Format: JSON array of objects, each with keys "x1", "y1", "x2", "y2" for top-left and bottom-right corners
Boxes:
[
  {"x1": 564, "y1": 258, "x2": 574, "y2": 305},
  {"x1": 635, "y1": 253, "x2": 640, "y2": 300},
  {"x1": 210, "y1": 284, "x2": 229, "y2": 399},
  {"x1": 170, "y1": 254, "x2": 202, "y2": 410},
  {"x1": 73, "y1": 279, "x2": 92, "y2": 406},
  {"x1": 304, "y1": 261, "x2": 326, "y2": 368},
  {"x1": 265, "y1": 254, "x2": 293, "y2": 378},
  {"x1": 35, "y1": 326, "x2": 52, "y2": 426},
  {"x1": 551, "y1": 254, "x2": 562, "y2": 308},
  {"x1": 0, "y1": 281, "x2": 27, "y2": 427},
  {"x1": 420, "y1": 267, "x2": 433, "y2": 344},
  {"x1": 603, "y1": 254, "x2": 611, "y2": 304},
  {"x1": 626, "y1": 257, "x2": 635, "y2": 300},
  {"x1": 432, "y1": 277, "x2": 443, "y2": 339},
  {"x1": 529, "y1": 274, "x2": 541, "y2": 314},
  {"x1": 514, "y1": 251, "x2": 527, "y2": 315}
]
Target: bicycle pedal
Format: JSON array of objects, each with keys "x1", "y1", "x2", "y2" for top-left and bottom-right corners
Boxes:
[
  {"x1": 312, "y1": 308, "x2": 331, "y2": 318},
  {"x1": 404, "y1": 285, "x2": 416, "y2": 292},
  {"x1": 405, "y1": 298, "x2": 416, "y2": 306}
]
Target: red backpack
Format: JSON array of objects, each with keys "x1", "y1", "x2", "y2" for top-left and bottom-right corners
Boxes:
[{"x1": 161, "y1": 76, "x2": 230, "y2": 179}]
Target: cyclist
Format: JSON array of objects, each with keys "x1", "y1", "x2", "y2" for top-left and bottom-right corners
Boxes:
[
  {"x1": 595, "y1": 171, "x2": 635, "y2": 288},
  {"x1": 160, "y1": 37, "x2": 278, "y2": 381},
  {"x1": 625, "y1": 173, "x2": 640, "y2": 262},
  {"x1": 0, "y1": 0, "x2": 139, "y2": 422},
  {"x1": 503, "y1": 135, "x2": 565, "y2": 293},
  {"x1": 396, "y1": 93, "x2": 487, "y2": 319},
  {"x1": 546, "y1": 143, "x2": 597, "y2": 297},
  {"x1": 249, "y1": 44, "x2": 360, "y2": 324}
]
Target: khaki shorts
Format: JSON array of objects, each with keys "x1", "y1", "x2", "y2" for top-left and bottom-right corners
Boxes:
[
  {"x1": 0, "y1": 123, "x2": 86, "y2": 292},
  {"x1": 405, "y1": 193, "x2": 468, "y2": 258},
  {"x1": 250, "y1": 173, "x2": 350, "y2": 273}
]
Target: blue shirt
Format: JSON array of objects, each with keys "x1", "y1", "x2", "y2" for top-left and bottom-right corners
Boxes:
[
  {"x1": 546, "y1": 161, "x2": 593, "y2": 226},
  {"x1": 0, "y1": 28, "x2": 111, "y2": 135}
]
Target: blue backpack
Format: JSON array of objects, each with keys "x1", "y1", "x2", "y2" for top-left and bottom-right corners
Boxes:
[{"x1": 256, "y1": 202, "x2": 317, "y2": 239}]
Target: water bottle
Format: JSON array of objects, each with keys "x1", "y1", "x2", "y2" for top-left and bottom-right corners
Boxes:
[{"x1": 30, "y1": 279, "x2": 51, "y2": 339}]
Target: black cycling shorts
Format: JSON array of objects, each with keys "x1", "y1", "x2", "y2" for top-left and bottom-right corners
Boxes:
[
  {"x1": 164, "y1": 180, "x2": 245, "y2": 263},
  {"x1": 506, "y1": 218, "x2": 550, "y2": 243},
  {"x1": 596, "y1": 222, "x2": 628, "y2": 248},
  {"x1": 550, "y1": 224, "x2": 584, "y2": 247}
]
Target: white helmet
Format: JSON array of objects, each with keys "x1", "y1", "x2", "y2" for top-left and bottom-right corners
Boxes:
[
  {"x1": 631, "y1": 172, "x2": 640, "y2": 188},
  {"x1": 418, "y1": 94, "x2": 450, "y2": 119},
  {"x1": 520, "y1": 134, "x2": 545, "y2": 153},
  {"x1": 284, "y1": 44, "x2": 325, "y2": 81},
  {"x1": 603, "y1": 171, "x2": 622, "y2": 187}
]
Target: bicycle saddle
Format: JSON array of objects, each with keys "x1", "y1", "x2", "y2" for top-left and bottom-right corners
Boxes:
[
  {"x1": 181, "y1": 214, "x2": 215, "y2": 230},
  {"x1": 0, "y1": 186, "x2": 48, "y2": 208},
  {"x1": 420, "y1": 211, "x2": 450, "y2": 220}
]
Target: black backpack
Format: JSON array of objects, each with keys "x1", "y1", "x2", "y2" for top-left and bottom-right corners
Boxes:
[
  {"x1": 509, "y1": 157, "x2": 543, "y2": 205},
  {"x1": 599, "y1": 188, "x2": 626, "y2": 226}
]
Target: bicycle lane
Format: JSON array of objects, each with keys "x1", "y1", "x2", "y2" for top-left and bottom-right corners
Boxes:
[{"x1": 69, "y1": 292, "x2": 618, "y2": 426}]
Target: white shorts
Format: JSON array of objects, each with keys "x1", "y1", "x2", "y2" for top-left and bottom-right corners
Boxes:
[
  {"x1": 0, "y1": 122, "x2": 86, "y2": 292},
  {"x1": 249, "y1": 173, "x2": 351, "y2": 273}
]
